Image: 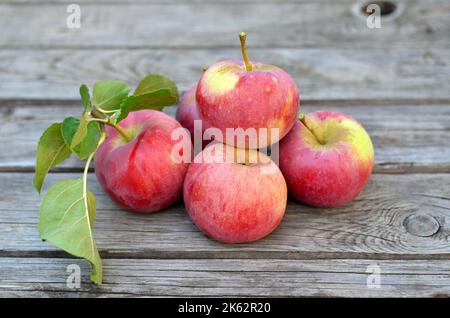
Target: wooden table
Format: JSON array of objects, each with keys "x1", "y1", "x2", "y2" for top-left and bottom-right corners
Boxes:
[{"x1": 1, "y1": 0, "x2": 449, "y2": 297}]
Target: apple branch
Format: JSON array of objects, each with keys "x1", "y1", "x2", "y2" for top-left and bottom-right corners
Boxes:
[
  {"x1": 90, "y1": 107, "x2": 132, "y2": 142},
  {"x1": 105, "y1": 120, "x2": 132, "y2": 142}
]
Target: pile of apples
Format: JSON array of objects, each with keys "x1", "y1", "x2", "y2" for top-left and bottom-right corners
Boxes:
[{"x1": 96, "y1": 33, "x2": 374, "y2": 244}]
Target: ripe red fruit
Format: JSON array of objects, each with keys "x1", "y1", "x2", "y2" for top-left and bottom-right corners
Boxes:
[
  {"x1": 183, "y1": 142, "x2": 287, "y2": 243},
  {"x1": 279, "y1": 110, "x2": 374, "y2": 207},
  {"x1": 196, "y1": 33, "x2": 299, "y2": 148},
  {"x1": 95, "y1": 110, "x2": 192, "y2": 213}
]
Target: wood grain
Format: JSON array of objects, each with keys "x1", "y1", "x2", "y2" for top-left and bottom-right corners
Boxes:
[
  {"x1": 1, "y1": 102, "x2": 449, "y2": 173},
  {"x1": 0, "y1": 48, "x2": 449, "y2": 100},
  {"x1": 0, "y1": 1, "x2": 449, "y2": 49},
  {"x1": 1, "y1": 0, "x2": 449, "y2": 298},
  {"x1": 1, "y1": 172, "x2": 449, "y2": 258},
  {"x1": 2, "y1": 0, "x2": 422, "y2": 3},
  {"x1": 0, "y1": 258, "x2": 449, "y2": 297}
]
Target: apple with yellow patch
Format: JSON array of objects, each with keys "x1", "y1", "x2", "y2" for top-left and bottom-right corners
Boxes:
[
  {"x1": 196, "y1": 33, "x2": 299, "y2": 148},
  {"x1": 279, "y1": 110, "x2": 374, "y2": 207}
]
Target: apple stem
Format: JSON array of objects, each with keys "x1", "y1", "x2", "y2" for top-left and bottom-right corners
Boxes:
[
  {"x1": 106, "y1": 121, "x2": 132, "y2": 142},
  {"x1": 298, "y1": 114, "x2": 325, "y2": 145},
  {"x1": 239, "y1": 32, "x2": 253, "y2": 71},
  {"x1": 91, "y1": 107, "x2": 132, "y2": 142}
]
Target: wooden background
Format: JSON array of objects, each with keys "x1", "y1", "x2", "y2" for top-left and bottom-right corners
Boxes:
[{"x1": 0, "y1": 0, "x2": 449, "y2": 297}]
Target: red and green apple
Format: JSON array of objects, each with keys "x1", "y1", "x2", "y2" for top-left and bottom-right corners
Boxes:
[
  {"x1": 279, "y1": 110, "x2": 374, "y2": 207},
  {"x1": 196, "y1": 33, "x2": 299, "y2": 149}
]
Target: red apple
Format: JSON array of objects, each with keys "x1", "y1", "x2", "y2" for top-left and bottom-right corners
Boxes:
[
  {"x1": 175, "y1": 84, "x2": 209, "y2": 149},
  {"x1": 95, "y1": 110, "x2": 192, "y2": 213},
  {"x1": 279, "y1": 110, "x2": 374, "y2": 208},
  {"x1": 176, "y1": 85, "x2": 198, "y2": 141},
  {"x1": 183, "y1": 142, "x2": 287, "y2": 243},
  {"x1": 196, "y1": 33, "x2": 299, "y2": 149}
]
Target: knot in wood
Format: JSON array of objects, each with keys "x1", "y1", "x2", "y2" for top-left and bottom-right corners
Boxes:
[{"x1": 403, "y1": 214, "x2": 440, "y2": 237}]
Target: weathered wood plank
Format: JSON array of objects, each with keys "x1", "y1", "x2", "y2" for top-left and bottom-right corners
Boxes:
[
  {"x1": 0, "y1": 172, "x2": 449, "y2": 258},
  {"x1": 1, "y1": 102, "x2": 449, "y2": 173},
  {"x1": 0, "y1": 1, "x2": 448, "y2": 49},
  {"x1": 1, "y1": 0, "x2": 417, "y2": 3},
  {"x1": 0, "y1": 258, "x2": 449, "y2": 297},
  {"x1": 1, "y1": 48, "x2": 450, "y2": 100}
]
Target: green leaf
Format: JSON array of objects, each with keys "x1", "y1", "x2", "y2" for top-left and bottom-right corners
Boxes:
[
  {"x1": 61, "y1": 117, "x2": 101, "y2": 160},
  {"x1": 75, "y1": 122, "x2": 101, "y2": 160},
  {"x1": 61, "y1": 117, "x2": 80, "y2": 146},
  {"x1": 134, "y1": 74, "x2": 179, "y2": 97},
  {"x1": 34, "y1": 123, "x2": 71, "y2": 194},
  {"x1": 70, "y1": 112, "x2": 89, "y2": 149},
  {"x1": 116, "y1": 74, "x2": 179, "y2": 122},
  {"x1": 79, "y1": 84, "x2": 91, "y2": 111},
  {"x1": 91, "y1": 80, "x2": 130, "y2": 111},
  {"x1": 39, "y1": 178, "x2": 102, "y2": 284}
]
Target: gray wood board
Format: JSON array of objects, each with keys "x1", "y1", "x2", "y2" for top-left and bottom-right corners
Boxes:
[
  {"x1": 0, "y1": 1, "x2": 449, "y2": 49},
  {"x1": 0, "y1": 258, "x2": 449, "y2": 297},
  {"x1": 1, "y1": 102, "x2": 449, "y2": 173},
  {"x1": 1, "y1": 172, "x2": 449, "y2": 258},
  {"x1": 0, "y1": 48, "x2": 449, "y2": 100}
]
